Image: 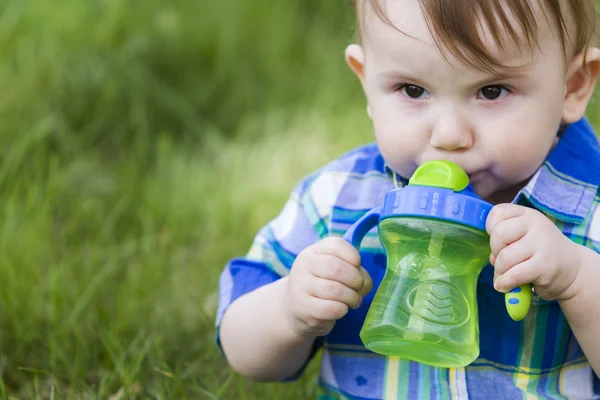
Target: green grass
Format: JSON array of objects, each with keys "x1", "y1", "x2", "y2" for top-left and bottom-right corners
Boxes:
[
  {"x1": 0, "y1": 0, "x2": 599, "y2": 398},
  {"x1": 0, "y1": 108, "x2": 370, "y2": 399},
  {"x1": 0, "y1": 1, "x2": 368, "y2": 397}
]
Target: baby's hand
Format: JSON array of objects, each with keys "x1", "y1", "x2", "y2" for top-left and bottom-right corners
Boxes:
[
  {"x1": 486, "y1": 204, "x2": 582, "y2": 301},
  {"x1": 284, "y1": 237, "x2": 373, "y2": 337}
]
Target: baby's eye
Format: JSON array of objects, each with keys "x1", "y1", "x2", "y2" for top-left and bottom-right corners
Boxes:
[
  {"x1": 398, "y1": 84, "x2": 430, "y2": 99},
  {"x1": 477, "y1": 85, "x2": 510, "y2": 101}
]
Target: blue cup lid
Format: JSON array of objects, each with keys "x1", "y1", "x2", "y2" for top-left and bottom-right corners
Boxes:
[{"x1": 381, "y1": 161, "x2": 493, "y2": 232}]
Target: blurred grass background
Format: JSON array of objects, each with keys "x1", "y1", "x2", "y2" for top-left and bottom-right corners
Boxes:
[{"x1": 0, "y1": 0, "x2": 598, "y2": 398}]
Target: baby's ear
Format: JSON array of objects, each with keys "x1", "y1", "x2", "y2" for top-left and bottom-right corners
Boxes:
[
  {"x1": 345, "y1": 44, "x2": 366, "y2": 88},
  {"x1": 562, "y1": 48, "x2": 600, "y2": 123}
]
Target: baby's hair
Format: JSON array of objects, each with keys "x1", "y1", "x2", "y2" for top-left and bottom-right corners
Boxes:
[{"x1": 355, "y1": 0, "x2": 598, "y2": 73}]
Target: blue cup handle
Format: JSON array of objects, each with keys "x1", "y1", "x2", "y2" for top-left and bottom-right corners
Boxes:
[{"x1": 342, "y1": 207, "x2": 382, "y2": 248}]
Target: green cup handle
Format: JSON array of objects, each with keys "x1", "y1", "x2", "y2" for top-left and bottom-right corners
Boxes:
[{"x1": 505, "y1": 284, "x2": 532, "y2": 321}]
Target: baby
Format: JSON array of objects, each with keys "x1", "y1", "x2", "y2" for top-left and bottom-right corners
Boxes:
[{"x1": 216, "y1": 0, "x2": 600, "y2": 398}]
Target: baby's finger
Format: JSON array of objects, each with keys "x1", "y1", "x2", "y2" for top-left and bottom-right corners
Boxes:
[
  {"x1": 494, "y1": 258, "x2": 537, "y2": 293},
  {"x1": 315, "y1": 237, "x2": 361, "y2": 268},
  {"x1": 493, "y1": 235, "x2": 533, "y2": 275},
  {"x1": 311, "y1": 255, "x2": 365, "y2": 292},
  {"x1": 306, "y1": 297, "x2": 349, "y2": 323},
  {"x1": 310, "y1": 278, "x2": 363, "y2": 309},
  {"x1": 358, "y1": 267, "x2": 373, "y2": 297},
  {"x1": 486, "y1": 204, "x2": 527, "y2": 235},
  {"x1": 489, "y1": 215, "x2": 529, "y2": 257}
]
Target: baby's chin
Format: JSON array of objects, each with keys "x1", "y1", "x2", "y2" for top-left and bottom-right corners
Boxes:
[
  {"x1": 473, "y1": 185, "x2": 498, "y2": 203},
  {"x1": 476, "y1": 179, "x2": 525, "y2": 205},
  {"x1": 466, "y1": 173, "x2": 493, "y2": 199}
]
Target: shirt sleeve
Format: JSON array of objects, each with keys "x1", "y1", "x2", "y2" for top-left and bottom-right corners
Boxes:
[{"x1": 214, "y1": 175, "x2": 329, "y2": 378}]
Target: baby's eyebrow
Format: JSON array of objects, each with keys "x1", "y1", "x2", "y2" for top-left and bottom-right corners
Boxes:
[
  {"x1": 378, "y1": 66, "x2": 529, "y2": 80},
  {"x1": 378, "y1": 70, "x2": 428, "y2": 86},
  {"x1": 473, "y1": 66, "x2": 532, "y2": 83},
  {"x1": 379, "y1": 71, "x2": 417, "y2": 79},
  {"x1": 376, "y1": 66, "x2": 533, "y2": 90}
]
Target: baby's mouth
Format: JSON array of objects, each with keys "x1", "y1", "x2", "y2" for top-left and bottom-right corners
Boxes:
[{"x1": 467, "y1": 170, "x2": 484, "y2": 182}]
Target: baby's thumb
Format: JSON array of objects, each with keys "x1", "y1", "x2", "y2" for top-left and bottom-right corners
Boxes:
[{"x1": 358, "y1": 267, "x2": 373, "y2": 297}]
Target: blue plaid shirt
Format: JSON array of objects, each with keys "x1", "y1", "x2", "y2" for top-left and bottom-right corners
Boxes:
[{"x1": 216, "y1": 118, "x2": 600, "y2": 399}]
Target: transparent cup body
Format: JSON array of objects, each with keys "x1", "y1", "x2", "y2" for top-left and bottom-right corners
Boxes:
[{"x1": 360, "y1": 217, "x2": 490, "y2": 368}]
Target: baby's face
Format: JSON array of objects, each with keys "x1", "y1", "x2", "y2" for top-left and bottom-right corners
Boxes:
[{"x1": 350, "y1": 0, "x2": 569, "y2": 201}]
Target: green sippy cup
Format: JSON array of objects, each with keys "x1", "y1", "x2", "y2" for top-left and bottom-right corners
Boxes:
[{"x1": 343, "y1": 160, "x2": 532, "y2": 368}]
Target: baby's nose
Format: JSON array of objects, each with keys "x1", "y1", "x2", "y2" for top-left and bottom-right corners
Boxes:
[{"x1": 429, "y1": 108, "x2": 474, "y2": 151}]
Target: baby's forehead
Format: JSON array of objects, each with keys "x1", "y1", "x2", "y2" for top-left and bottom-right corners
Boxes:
[
  {"x1": 362, "y1": 0, "x2": 430, "y2": 44},
  {"x1": 360, "y1": 0, "x2": 564, "y2": 72}
]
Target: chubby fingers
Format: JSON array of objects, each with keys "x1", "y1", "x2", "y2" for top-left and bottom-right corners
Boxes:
[
  {"x1": 493, "y1": 259, "x2": 538, "y2": 293},
  {"x1": 309, "y1": 278, "x2": 363, "y2": 309},
  {"x1": 486, "y1": 204, "x2": 528, "y2": 235},
  {"x1": 487, "y1": 204, "x2": 529, "y2": 265},
  {"x1": 314, "y1": 237, "x2": 362, "y2": 266},
  {"x1": 310, "y1": 254, "x2": 364, "y2": 291},
  {"x1": 493, "y1": 231, "x2": 535, "y2": 274},
  {"x1": 358, "y1": 266, "x2": 373, "y2": 297},
  {"x1": 310, "y1": 237, "x2": 373, "y2": 306}
]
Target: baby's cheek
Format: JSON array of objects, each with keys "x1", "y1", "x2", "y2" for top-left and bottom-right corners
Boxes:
[
  {"x1": 374, "y1": 127, "x2": 420, "y2": 172},
  {"x1": 489, "y1": 133, "x2": 553, "y2": 180}
]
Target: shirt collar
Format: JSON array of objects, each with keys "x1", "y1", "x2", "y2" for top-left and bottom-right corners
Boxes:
[
  {"x1": 383, "y1": 118, "x2": 600, "y2": 224},
  {"x1": 517, "y1": 117, "x2": 600, "y2": 224}
]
